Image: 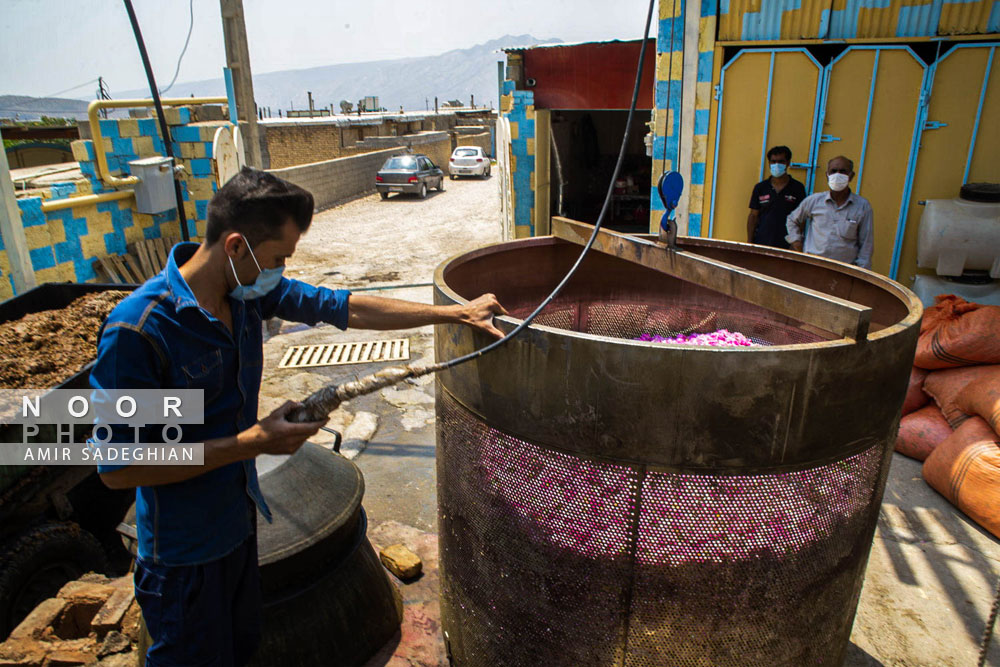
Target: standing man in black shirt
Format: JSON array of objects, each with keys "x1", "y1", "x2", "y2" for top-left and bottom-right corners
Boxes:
[{"x1": 746, "y1": 145, "x2": 807, "y2": 248}]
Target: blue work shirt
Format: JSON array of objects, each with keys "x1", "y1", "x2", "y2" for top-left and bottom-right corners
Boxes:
[{"x1": 91, "y1": 242, "x2": 350, "y2": 566}]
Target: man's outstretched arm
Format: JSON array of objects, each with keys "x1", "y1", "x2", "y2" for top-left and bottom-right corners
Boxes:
[{"x1": 347, "y1": 293, "x2": 508, "y2": 339}]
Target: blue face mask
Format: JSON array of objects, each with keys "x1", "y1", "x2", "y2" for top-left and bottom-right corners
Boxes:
[
  {"x1": 769, "y1": 162, "x2": 787, "y2": 178},
  {"x1": 228, "y1": 237, "x2": 284, "y2": 301}
]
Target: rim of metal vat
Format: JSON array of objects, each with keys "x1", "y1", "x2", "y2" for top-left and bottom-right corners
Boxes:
[{"x1": 432, "y1": 234, "x2": 924, "y2": 473}]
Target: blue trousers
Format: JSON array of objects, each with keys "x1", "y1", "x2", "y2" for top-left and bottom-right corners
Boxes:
[{"x1": 134, "y1": 534, "x2": 261, "y2": 667}]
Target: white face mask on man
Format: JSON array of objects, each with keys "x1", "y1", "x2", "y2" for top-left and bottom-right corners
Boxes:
[{"x1": 828, "y1": 173, "x2": 850, "y2": 192}]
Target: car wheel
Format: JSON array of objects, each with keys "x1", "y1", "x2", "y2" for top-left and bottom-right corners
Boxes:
[
  {"x1": 418, "y1": 183, "x2": 428, "y2": 199},
  {"x1": 379, "y1": 192, "x2": 389, "y2": 200},
  {"x1": 437, "y1": 177, "x2": 445, "y2": 192},
  {"x1": 486, "y1": 165, "x2": 491, "y2": 177},
  {"x1": 0, "y1": 522, "x2": 109, "y2": 637}
]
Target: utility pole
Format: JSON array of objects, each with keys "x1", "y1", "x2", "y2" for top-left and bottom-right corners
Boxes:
[
  {"x1": 219, "y1": 0, "x2": 263, "y2": 167},
  {"x1": 97, "y1": 77, "x2": 112, "y2": 119},
  {"x1": 0, "y1": 127, "x2": 37, "y2": 294}
]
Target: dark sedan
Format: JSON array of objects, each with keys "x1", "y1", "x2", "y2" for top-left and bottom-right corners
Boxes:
[{"x1": 375, "y1": 154, "x2": 445, "y2": 199}]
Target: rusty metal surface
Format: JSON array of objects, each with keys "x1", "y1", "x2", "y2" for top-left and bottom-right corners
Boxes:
[
  {"x1": 552, "y1": 217, "x2": 872, "y2": 340},
  {"x1": 433, "y1": 236, "x2": 920, "y2": 470},
  {"x1": 432, "y1": 235, "x2": 921, "y2": 665}
]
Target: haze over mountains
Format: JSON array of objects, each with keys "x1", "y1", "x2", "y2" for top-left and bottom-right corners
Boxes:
[{"x1": 1, "y1": 35, "x2": 555, "y2": 121}]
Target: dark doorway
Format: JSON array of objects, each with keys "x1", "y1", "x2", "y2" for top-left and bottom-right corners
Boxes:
[{"x1": 549, "y1": 110, "x2": 651, "y2": 233}]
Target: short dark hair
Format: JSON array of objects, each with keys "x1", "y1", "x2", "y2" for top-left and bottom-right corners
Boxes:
[
  {"x1": 767, "y1": 145, "x2": 792, "y2": 162},
  {"x1": 205, "y1": 167, "x2": 314, "y2": 245}
]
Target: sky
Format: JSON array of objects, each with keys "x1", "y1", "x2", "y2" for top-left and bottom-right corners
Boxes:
[{"x1": 1, "y1": 0, "x2": 653, "y2": 99}]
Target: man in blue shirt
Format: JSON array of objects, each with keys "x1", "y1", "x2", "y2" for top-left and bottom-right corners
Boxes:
[{"x1": 91, "y1": 167, "x2": 505, "y2": 666}]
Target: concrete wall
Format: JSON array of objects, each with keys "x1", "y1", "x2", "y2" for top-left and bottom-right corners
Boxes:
[
  {"x1": 268, "y1": 131, "x2": 454, "y2": 210},
  {"x1": 455, "y1": 131, "x2": 492, "y2": 156},
  {"x1": 267, "y1": 148, "x2": 400, "y2": 211},
  {"x1": 258, "y1": 111, "x2": 497, "y2": 169}
]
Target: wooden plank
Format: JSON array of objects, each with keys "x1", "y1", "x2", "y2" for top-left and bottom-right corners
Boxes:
[
  {"x1": 152, "y1": 238, "x2": 168, "y2": 269},
  {"x1": 550, "y1": 217, "x2": 872, "y2": 341},
  {"x1": 111, "y1": 255, "x2": 138, "y2": 284},
  {"x1": 94, "y1": 257, "x2": 122, "y2": 284},
  {"x1": 142, "y1": 240, "x2": 163, "y2": 272},
  {"x1": 132, "y1": 241, "x2": 154, "y2": 278},
  {"x1": 123, "y1": 254, "x2": 146, "y2": 283}
]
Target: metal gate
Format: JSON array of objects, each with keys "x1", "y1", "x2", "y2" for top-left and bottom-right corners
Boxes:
[
  {"x1": 709, "y1": 43, "x2": 1000, "y2": 281},
  {"x1": 894, "y1": 42, "x2": 1000, "y2": 285},
  {"x1": 708, "y1": 48, "x2": 824, "y2": 245},
  {"x1": 709, "y1": 46, "x2": 927, "y2": 277},
  {"x1": 815, "y1": 46, "x2": 927, "y2": 277}
]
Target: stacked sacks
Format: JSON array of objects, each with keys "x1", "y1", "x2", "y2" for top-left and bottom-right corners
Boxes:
[{"x1": 906, "y1": 295, "x2": 1000, "y2": 539}]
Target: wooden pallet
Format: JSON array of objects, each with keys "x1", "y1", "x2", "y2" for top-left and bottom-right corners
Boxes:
[{"x1": 92, "y1": 236, "x2": 179, "y2": 284}]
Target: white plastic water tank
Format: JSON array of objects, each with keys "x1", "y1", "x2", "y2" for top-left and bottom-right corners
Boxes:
[{"x1": 917, "y1": 185, "x2": 1000, "y2": 278}]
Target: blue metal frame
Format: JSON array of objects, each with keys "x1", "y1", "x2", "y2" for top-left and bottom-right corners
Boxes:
[
  {"x1": 964, "y1": 45, "x2": 995, "y2": 185},
  {"x1": 758, "y1": 52, "x2": 776, "y2": 183},
  {"x1": 855, "y1": 50, "x2": 880, "y2": 194},
  {"x1": 708, "y1": 47, "x2": 822, "y2": 237},
  {"x1": 889, "y1": 55, "x2": 934, "y2": 280},
  {"x1": 223, "y1": 67, "x2": 238, "y2": 128},
  {"x1": 818, "y1": 45, "x2": 925, "y2": 280}
]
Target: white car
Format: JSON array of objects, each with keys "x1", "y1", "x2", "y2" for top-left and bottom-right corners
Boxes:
[{"x1": 448, "y1": 146, "x2": 491, "y2": 179}]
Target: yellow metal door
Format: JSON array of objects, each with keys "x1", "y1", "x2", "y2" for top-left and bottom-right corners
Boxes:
[
  {"x1": 709, "y1": 48, "x2": 822, "y2": 242},
  {"x1": 894, "y1": 43, "x2": 1000, "y2": 286},
  {"x1": 814, "y1": 46, "x2": 927, "y2": 276}
]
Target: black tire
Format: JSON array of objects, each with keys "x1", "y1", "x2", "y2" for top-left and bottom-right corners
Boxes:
[
  {"x1": 437, "y1": 177, "x2": 446, "y2": 192},
  {"x1": 486, "y1": 165, "x2": 491, "y2": 177},
  {"x1": 418, "y1": 183, "x2": 427, "y2": 199},
  {"x1": 379, "y1": 191, "x2": 389, "y2": 200},
  {"x1": 0, "y1": 522, "x2": 109, "y2": 637}
]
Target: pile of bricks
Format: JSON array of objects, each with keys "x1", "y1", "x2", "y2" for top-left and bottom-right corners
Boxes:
[{"x1": 0, "y1": 574, "x2": 140, "y2": 667}]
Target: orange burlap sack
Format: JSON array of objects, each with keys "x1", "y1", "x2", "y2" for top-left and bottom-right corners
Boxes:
[
  {"x1": 922, "y1": 417, "x2": 1000, "y2": 539},
  {"x1": 914, "y1": 295, "x2": 1000, "y2": 369},
  {"x1": 955, "y1": 365, "x2": 1000, "y2": 434},
  {"x1": 922, "y1": 366, "x2": 1000, "y2": 428},
  {"x1": 902, "y1": 366, "x2": 930, "y2": 416},
  {"x1": 895, "y1": 405, "x2": 951, "y2": 461}
]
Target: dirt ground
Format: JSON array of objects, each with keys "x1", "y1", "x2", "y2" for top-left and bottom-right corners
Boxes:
[
  {"x1": 0, "y1": 291, "x2": 129, "y2": 389},
  {"x1": 259, "y1": 176, "x2": 1000, "y2": 666}
]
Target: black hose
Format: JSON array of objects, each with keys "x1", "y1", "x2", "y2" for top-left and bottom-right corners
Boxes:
[
  {"x1": 437, "y1": 0, "x2": 657, "y2": 373},
  {"x1": 122, "y1": 0, "x2": 191, "y2": 243}
]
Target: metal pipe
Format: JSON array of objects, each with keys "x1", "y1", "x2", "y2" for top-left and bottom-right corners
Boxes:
[
  {"x1": 40, "y1": 189, "x2": 135, "y2": 213},
  {"x1": 87, "y1": 97, "x2": 227, "y2": 188},
  {"x1": 549, "y1": 130, "x2": 565, "y2": 217}
]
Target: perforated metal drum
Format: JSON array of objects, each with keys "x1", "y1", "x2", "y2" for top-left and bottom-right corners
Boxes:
[{"x1": 433, "y1": 235, "x2": 922, "y2": 666}]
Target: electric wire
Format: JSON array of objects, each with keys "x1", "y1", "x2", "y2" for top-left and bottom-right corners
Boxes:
[
  {"x1": 436, "y1": 0, "x2": 657, "y2": 373},
  {"x1": 159, "y1": 0, "x2": 195, "y2": 95},
  {"x1": 41, "y1": 78, "x2": 101, "y2": 100}
]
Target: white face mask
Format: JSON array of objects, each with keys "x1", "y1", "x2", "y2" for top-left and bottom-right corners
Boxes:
[{"x1": 828, "y1": 173, "x2": 850, "y2": 192}]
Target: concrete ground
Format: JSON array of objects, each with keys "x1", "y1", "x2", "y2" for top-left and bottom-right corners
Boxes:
[{"x1": 261, "y1": 176, "x2": 1000, "y2": 666}]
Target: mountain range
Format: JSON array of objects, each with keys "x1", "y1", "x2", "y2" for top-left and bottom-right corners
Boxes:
[{"x1": 1, "y1": 35, "x2": 558, "y2": 124}]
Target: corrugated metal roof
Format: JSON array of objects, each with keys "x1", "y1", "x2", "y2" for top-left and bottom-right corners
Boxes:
[
  {"x1": 938, "y1": 0, "x2": 998, "y2": 34},
  {"x1": 719, "y1": 0, "x2": 832, "y2": 40},
  {"x1": 721, "y1": 0, "x2": 998, "y2": 40}
]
